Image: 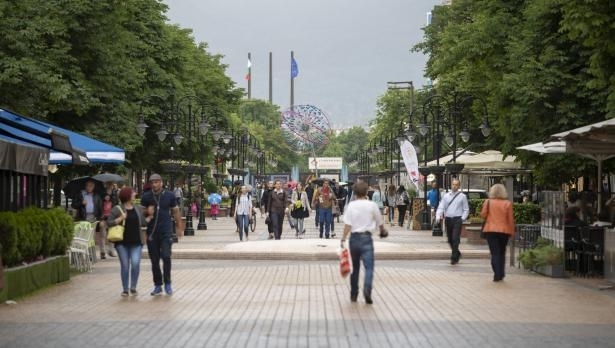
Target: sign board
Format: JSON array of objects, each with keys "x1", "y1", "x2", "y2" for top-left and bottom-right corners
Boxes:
[{"x1": 308, "y1": 157, "x2": 343, "y2": 170}]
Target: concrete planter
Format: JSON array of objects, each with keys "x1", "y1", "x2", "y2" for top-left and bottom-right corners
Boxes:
[
  {"x1": 534, "y1": 264, "x2": 566, "y2": 278},
  {"x1": 0, "y1": 255, "x2": 70, "y2": 302},
  {"x1": 462, "y1": 223, "x2": 487, "y2": 245}
]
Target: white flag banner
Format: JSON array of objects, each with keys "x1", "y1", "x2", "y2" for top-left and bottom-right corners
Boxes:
[{"x1": 399, "y1": 139, "x2": 420, "y2": 191}]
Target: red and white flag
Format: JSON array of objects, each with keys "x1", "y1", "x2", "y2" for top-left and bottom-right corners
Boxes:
[{"x1": 245, "y1": 59, "x2": 252, "y2": 80}]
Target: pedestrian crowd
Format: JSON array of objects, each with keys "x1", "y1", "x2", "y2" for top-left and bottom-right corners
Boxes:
[{"x1": 71, "y1": 173, "x2": 515, "y2": 303}]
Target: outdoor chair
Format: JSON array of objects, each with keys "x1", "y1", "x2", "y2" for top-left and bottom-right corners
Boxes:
[{"x1": 74, "y1": 221, "x2": 97, "y2": 263}]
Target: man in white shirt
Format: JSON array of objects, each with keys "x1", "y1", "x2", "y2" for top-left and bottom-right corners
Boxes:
[
  {"x1": 435, "y1": 179, "x2": 469, "y2": 265},
  {"x1": 341, "y1": 181, "x2": 388, "y2": 304}
]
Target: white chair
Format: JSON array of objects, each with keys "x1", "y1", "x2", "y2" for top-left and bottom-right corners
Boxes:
[{"x1": 69, "y1": 222, "x2": 94, "y2": 272}]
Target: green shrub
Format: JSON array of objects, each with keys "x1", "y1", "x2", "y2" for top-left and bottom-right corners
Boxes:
[
  {"x1": 468, "y1": 198, "x2": 486, "y2": 217},
  {"x1": 0, "y1": 208, "x2": 73, "y2": 267},
  {"x1": 518, "y1": 237, "x2": 563, "y2": 269},
  {"x1": 513, "y1": 203, "x2": 541, "y2": 224},
  {"x1": 0, "y1": 213, "x2": 20, "y2": 266}
]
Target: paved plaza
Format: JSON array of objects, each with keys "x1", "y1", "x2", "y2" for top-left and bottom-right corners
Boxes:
[{"x1": 1, "y1": 215, "x2": 615, "y2": 347}]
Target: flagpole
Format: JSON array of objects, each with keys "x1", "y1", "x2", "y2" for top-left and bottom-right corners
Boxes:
[
  {"x1": 247, "y1": 52, "x2": 252, "y2": 99},
  {"x1": 290, "y1": 50, "x2": 294, "y2": 109},
  {"x1": 269, "y1": 52, "x2": 273, "y2": 103}
]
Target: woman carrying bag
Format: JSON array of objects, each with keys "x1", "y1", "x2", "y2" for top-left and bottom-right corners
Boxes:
[
  {"x1": 290, "y1": 182, "x2": 311, "y2": 238},
  {"x1": 106, "y1": 187, "x2": 147, "y2": 296},
  {"x1": 480, "y1": 183, "x2": 515, "y2": 282}
]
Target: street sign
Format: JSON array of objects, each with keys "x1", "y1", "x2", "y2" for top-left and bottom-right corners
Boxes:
[{"x1": 308, "y1": 157, "x2": 343, "y2": 170}]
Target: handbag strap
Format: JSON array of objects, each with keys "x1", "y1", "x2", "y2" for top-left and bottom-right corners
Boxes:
[{"x1": 116, "y1": 205, "x2": 125, "y2": 226}]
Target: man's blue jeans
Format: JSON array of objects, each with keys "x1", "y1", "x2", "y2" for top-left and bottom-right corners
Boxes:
[
  {"x1": 115, "y1": 243, "x2": 143, "y2": 291},
  {"x1": 318, "y1": 208, "x2": 332, "y2": 238},
  {"x1": 349, "y1": 233, "x2": 374, "y2": 298}
]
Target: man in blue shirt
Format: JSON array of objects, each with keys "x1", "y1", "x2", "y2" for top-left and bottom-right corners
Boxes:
[
  {"x1": 435, "y1": 179, "x2": 469, "y2": 265},
  {"x1": 427, "y1": 181, "x2": 440, "y2": 228},
  {"x1": 141, "y1": 174, "x2": 184, "y2": 295}
]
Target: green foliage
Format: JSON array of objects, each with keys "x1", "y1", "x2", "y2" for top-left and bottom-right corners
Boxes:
[
  {"x1": 406, "y1": 0, "x2": 615, "y2": 188},
  {"x1": 0, "y1": 0, "x2": 242, "y2": 175},
  {"x1": 203, "y1": 180, "x2": 219, "y2": 195},
  {"x1": 513, "y1": 203, "x2": 541, "y2": 224},
  {"x1": 468, "y1": 198, "x2": 486, "y2": 217},
  {"x1": 519, "y1": 237, "x2": 564, "y2": 269},
  {"x1": 0, "y1": 208, "x2": 73, "y2": 267}
]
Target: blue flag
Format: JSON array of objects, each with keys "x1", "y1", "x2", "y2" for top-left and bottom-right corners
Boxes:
[{"x1": 291, "y1": 57, "x2": 299, "y2": 78}]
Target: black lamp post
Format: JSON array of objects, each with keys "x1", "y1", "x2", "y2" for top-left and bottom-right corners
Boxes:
[
  {"x1": 137, "y1": 95, "x2": 213, "y2": 236},
  {"x1": 411, "y1": 91, "x2": 491, "y2": 235}
]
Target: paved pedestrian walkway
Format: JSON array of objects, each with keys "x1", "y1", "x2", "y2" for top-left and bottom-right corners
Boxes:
[
  {"x1": 2, "y1": 215, "x2": 615, "y2": 347},
  {"x1": 1, "y1": 258, "x2": 614, "y2": 348},
  {"x1": 173, "y1": 214, "x2": 490, "y2": 261}
]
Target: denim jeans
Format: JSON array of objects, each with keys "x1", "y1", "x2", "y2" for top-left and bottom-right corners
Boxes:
[
  {"x1": 349, "y1": 233, "x2": 374, "y2": 298},
  {"x1": 147, "y1": 233, "x2": 173, "y2": 286},
  {"x1": 115, "y1": 243, "x2": 143, "y2": 291},
  {"x1": 295, "y1": 218, "x2": 305, "y2": 235},
  {"x1": 236, "y1": 214, "x2": 249, "y2": 241},
  {"x1": 318, "y1": 208, "x2": 333, "y2": 238},
  {"x1": 486, "y1": 232, "x2": 509, "y2": 280},
  {"x1": 388, "y1": 206, "x2": 395, "y2": 223}
]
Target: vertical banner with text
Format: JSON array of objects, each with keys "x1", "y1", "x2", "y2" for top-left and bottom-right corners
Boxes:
[{"x1": 399, "y1": 139, "x2": 420, "y2": 191}]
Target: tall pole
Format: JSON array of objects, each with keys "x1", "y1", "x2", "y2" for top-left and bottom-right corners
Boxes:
[
  {"x1": 269, "y1": 52, "x2": 273, "y2": 103},
  {"x1": 290, "y1": 50, "x2": 295, "y2": 109},
  {"x1": 247, "y1": 52, "x2": 252, "y2": 99}
]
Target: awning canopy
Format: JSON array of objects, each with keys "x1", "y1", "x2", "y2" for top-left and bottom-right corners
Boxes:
[
  {"x1": 0, "y1": 135, "x2": 49, "y2": 176},
  {"x1": 518, "y1": 118, "x2": 615, "y2": 213},
  {"x1": 0, "y1": 109, "x2": 124, "y2": 164}
]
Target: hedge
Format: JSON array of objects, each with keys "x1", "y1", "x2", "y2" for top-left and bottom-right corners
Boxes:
[
  {"x1": 468, "y1": 198, "x2": 541, "y2": 224},
  {"x1": 0, "y1": 208, "x2": 73, "y2": 268}
]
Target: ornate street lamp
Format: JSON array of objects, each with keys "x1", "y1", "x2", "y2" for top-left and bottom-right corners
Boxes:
[{"x1": 411, "y1": 91, "x2": 491, "y2": 235}]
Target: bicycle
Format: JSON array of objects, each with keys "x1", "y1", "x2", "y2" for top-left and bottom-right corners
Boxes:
[{"x1": 250, "y1": 208, "x2": 257, "y2": 232}]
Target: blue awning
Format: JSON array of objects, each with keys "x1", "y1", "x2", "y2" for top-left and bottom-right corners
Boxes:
[{"x1": 0, "y1": 109, "x2": 124, "y2": 164}]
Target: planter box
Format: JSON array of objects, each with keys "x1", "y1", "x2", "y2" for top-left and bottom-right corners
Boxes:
[
  {"x1": 0, "y1": 255, "x2": 70, "y2": 302},
  {"x1": 462, "y1": 223, "x2": 487, "y2": 245},
  {"x1": 534, "y1": 264, "x2": 566, "y2": 278}
]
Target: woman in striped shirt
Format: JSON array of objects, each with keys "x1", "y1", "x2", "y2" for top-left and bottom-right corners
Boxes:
[{"x1": 234, "y1": 185, "x2": 253, "y2": 242}]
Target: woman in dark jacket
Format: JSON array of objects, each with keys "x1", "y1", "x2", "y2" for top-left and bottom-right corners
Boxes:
[{"x1": 106, "y1": 187, "x2": 147, "y2": 296}]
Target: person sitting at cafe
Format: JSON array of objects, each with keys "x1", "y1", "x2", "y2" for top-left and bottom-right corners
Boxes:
[{"x1": 564, "y1": 206, "x2": 586, "y2": 228}]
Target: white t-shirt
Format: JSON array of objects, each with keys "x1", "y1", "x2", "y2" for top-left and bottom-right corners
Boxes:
[{"x1": 343, "y1": 199, "x2": 382, "y2": 233}]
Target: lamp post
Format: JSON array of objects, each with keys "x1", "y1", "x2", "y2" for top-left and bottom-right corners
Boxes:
[
  {"x1": 412, "y1": 91, "x2": 491, "y2": 235},
  {"x1": 137, "y1": 95, "x2": 213, "y2": 235}
]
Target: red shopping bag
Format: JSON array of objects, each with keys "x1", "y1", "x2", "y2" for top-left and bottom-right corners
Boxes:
[{"x1": 339, "y1": 248, "x2": 351, "y2": 277}]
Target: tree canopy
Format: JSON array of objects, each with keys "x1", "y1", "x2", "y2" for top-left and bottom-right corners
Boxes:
[{"x1": 405, "y1": 0, "x2": 615, "y2": 185}]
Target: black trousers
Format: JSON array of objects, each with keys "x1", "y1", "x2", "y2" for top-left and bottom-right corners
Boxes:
[
  {"x1": 397, "y1": 205, "x2": 408, "y2": 226},
  {"x1": 486, "y1": 232, "x2": 509, "y2": 280},
  {"x1": 445, "y1": 216, "x2": 462, "y2": 260}
]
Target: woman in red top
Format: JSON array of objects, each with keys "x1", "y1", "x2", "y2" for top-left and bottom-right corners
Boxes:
[{"x1": 481, "y1": 183, "x2": 516, "y2": 282}]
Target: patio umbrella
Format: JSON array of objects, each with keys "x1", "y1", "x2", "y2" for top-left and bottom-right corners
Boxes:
[
  {"x1": 519, "y1": 118, "x2": 615, "y2": 213},
  {"x1": 208, "y1": 193, "x2": 222, "y2": 204},
  {"x1": 92, "y1": 173, "x2": 124, "y2": 183},
  {"x1": 62, "y1": 176, "x2": 104, "y2": 199}
]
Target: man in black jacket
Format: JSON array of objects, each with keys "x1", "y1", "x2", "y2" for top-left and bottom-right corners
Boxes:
[
  {"x1": 260, "y1": 181, "x2": 275, "y2": 239},
  {"x1": 71, "y1": 180, "x2": 107, "y2": 258}
]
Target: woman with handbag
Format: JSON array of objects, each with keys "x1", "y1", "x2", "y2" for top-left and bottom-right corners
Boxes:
[
  {"x1": 234, "y1": 185, "x2": 253, "y2": 242},
  {"x1": 385, "y1": 185, "x2": 397, "y2": 226},
  {"x1": 480, "y1": 183, "x2": 515, "y2": 282},
  {"x1": 290, "y1": 182, "x2": 311, "y2": 238},
  {"x1": 106, "y1": 187, "x2": 147, "y2": 296}
]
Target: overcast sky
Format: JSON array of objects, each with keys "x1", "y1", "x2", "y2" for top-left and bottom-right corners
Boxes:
[{"x1": 163, "y1": 0, "x2": 442, "y2": 128}]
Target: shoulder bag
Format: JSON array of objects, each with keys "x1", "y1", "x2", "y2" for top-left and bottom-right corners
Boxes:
[
  {"x1": 107, "y1": 205, "x2": 125, "y2": 242},
  {"x1": 480, "y1": 199, "x2": 489, "y2": 239}
]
